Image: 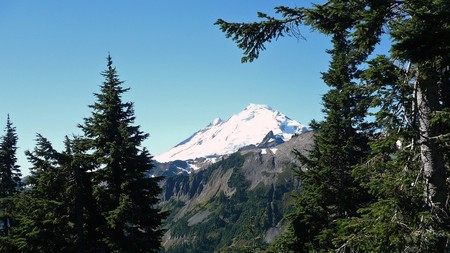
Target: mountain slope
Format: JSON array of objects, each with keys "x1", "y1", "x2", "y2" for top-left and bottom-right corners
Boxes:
[
  {"x1": 155, "y1": 104, "x2": 309, "y2": 163},
  {"x1": 159, "y1": 131, "x2": 315, "y2": 252}
]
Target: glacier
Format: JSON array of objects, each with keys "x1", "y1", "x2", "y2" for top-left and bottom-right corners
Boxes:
[{"x1": 155, "y1": 103, "x2": 309, "y2": 163}]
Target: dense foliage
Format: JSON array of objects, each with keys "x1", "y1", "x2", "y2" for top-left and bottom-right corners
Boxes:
[
  {"x1": 217, "y1": 0, "x2": 450, "y2": 252},
  {"x1": 0, "y1": 116, "x2": 22, "y2": 249},
  {"x1": 78, "y1": 55, "x2": 167, "y2": 252},
  {"x1": 1, "y1": 1, "x2": 449, "y2": 252},
  {"x1": 0, "y1": 56, "x2": 166, "y2": 252},
  {"x1": 0, "y1": 116, "x2": 22, "y2": 200}
]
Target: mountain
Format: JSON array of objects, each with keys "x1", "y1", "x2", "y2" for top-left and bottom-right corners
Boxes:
[
  {"x1": 155, "y1": 104, "x2": 309, "y2": 164},
  {"x1": 155, "y1": 104, "x2": 314, "y2": 251},
  {"x1": 159, "y1": 131, "x2": 315, "y2": 252}
]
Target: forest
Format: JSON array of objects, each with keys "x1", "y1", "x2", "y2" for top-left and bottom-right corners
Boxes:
[
  {"x1": 216, "y1": 1, "x2": 449, "y2": 251},
  {"x1": 1, "y1": 1, "x2": 449, "y2": 252}
]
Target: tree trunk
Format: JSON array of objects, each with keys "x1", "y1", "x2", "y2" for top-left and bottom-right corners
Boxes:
[{"x1": 417, "y1": 66, "x2": 448, "y2": 209}]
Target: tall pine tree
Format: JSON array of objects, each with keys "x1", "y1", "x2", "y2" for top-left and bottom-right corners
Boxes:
[
  {"x1": 285, "y1": 35, "x2": 373, "y2": 251},
  {"x1": 217, "y1": 3, "x2": 375, "y2": 251},
  {"x1": 0, "y1": 115, "x2": 22, "y2": 238},
  {"x1": 0, "y1": 115, "x2": 22, "y2": 199},
  {"x1": 217, "y1": 0, "x2": 449, "y2": 251},
  {"x1": 78, "y1": 54, "x2": 166, "y2": 252}
]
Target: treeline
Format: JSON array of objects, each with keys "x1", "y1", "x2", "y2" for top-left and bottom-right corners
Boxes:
[
  {"x1": 217, "y1": 1, "x2": 449, "y2": 252},
  {"x1": 0, "y1": 55, "x2": 166, "y2": 253}
]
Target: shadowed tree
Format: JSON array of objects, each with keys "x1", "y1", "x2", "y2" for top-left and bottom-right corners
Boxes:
[
  {"x1": 217, "y1": 1, "x2": 449, "y2": 251},
  {"x1": 0, "y1": 115, "x2": 22, "y2": 199},
  {"x1": 78, "y1": 54, "x2": 167, "y2": 253},
  {"x1": 0, "y1": 115, "x2": 22, "y2": 238}
]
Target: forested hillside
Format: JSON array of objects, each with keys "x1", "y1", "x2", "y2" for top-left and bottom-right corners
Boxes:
[{"x1": 160, "y1": 132, "x2": 313, "y2": 252}]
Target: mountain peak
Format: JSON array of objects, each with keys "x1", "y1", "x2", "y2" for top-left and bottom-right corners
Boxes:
[
  {"x1": 155, "y1": 104, "x2": 309, "y2": 163},
  {"x1": 245, "y1": 103, "x2": 273, "y2": 111}
]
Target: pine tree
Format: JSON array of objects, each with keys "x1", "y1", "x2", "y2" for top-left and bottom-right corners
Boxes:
[
  {"x1": 218, "y1": 3, "x2": 376, "y2": 251},
  {"x1": 1, "y1": 134, "x2": 75, "y2": 253},
  {"x1": 0, "y1": 115, "x2": 22, "y2": 238},
  {"x1": 286, "y1": 35, "x2": 373, "y2": 252},
  {"x1": 2, "y1": 57, "x2": 167, "y2": 252},
  {"x1": 0, "y1": 115, "x2": 22, "y2": 198},
  {"x1": 334, "y1": 55, "x2": 429, "y2": 252},
  {"x1": 217, "y1": 0, "x2": 450, "y2": 251},
  {"x1": 78, "y1": 54, "x2": 166, "y2": 252}
]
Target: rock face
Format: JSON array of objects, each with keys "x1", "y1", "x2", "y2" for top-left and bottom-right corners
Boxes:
[
  {"x1": 258, "y1": 130, "x2": 285, "y2": 148},
  {"x1": 159, "y1": 131, "x2": 314, "y2": 252}
]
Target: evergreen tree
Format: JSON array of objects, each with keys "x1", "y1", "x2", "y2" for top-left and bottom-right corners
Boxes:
[
  {"x1": 78, "y1": 54, "x2": 166, "y2": 252},
  {"x1": 1, "y1": 57, "x2": 167, "y2": 252},
  {"x1": 0, "y1": 115, "x2": 22, "y2": 238},
  {"x1": 285, "y1": 34, "x2": 373, "y2": 251},
  {"x1": 0, "y1": 115, "x2": 22, "y2": 198},
  {"x1": 218, "y1": 2, "x2": 375, "y2": 251},
  {"x1": 217, "y1": 0, "x2": 450, "y2": 251},
  {"x1": 1, "y1": 134, "x2": 75, "y2": 253}
]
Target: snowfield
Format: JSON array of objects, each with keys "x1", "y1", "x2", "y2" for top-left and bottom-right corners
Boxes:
[{"x1": 155, "y1": 104, "x2": 308, "y2": 163}]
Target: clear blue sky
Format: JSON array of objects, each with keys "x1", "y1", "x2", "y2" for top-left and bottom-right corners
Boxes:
[{"x1": 1, "y1": 1, "x2": 334, "y2": 175}]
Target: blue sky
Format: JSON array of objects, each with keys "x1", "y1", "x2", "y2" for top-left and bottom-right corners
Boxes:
[{"x1": 1, "y1": 1, "x2": 333, "y2": 175}]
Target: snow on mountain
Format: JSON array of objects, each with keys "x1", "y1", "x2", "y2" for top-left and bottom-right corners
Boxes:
[{"x1": 155, "y1": 104, "x2": 309, "y2": 163}]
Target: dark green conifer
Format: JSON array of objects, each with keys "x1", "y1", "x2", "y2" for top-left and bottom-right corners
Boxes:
[
  {"x1": 0, "y1": 115, "x2": 22, "y2": 198},
  {"x1": 0, "y1": 115, "x2": 22, "y2": 239},
  {"x1": 286, "y1": 35, "x2": 373, "y2": 252},
  {"x1": 78, "y1": 54, "x2": 166, "y2": 252},
  {"x1": 217, "y1": 0, "x2": 450, "y2": 251},
  {"x1": 218, "y1": 3, "x2": 375, "y2": 251},
  {"x1": 1, "y1": 134, "x2": 74, "y2": 253}
]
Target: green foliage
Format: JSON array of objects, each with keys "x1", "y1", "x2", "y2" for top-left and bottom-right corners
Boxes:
[
  {"x1": 78, "y1": 54, "x2": 167, "y2": 252},
  {"x1": 0, "y1": 116, "x2": 22, "y2": 242},
  {"x1": 0, "y1": 55, "x2": 167, "y2": 252},
  {"x1": 215, "y1": 7, "x2": 305, "y2": 63},
  {"x1": 0, "y1": 115, "x2": 22, "y2": 198},
  {"x1": 163, "y1": 153, "x2": 296, "y2": 253},
  {"x1": 0, "y1": 135, "x2": 75, "y2": 252},
  {"x1": 217, "y1": 0, "x2": 450, "y2": 252}
]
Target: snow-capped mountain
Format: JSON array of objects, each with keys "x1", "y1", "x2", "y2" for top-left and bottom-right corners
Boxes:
[{"x1": 155, "y1": 104, "x2": 309, "y2": 163}]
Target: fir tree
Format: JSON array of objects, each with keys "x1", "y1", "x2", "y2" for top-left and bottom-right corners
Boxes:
[
  {"x1": 1, "y1": 56, "x2": 167, "y2": 252},
  {"x1": 218, "y1": 2, "x2": 376, "y2": 251},
  {"x1": 0, "y1": 115, "x2": 22, "y2": 238},
  {"x1": 0, "y1": 115, "x2": 22, "y2": 198},
  {"x1": 217, "y1": 0, "x2": 450, "y2": 251},
  {"x1": 286, "y1": 34, "x2": 373, "y2": 252},
  {"x1": 1, "y1": 134, "x2": 75, "y2": 253},
  {"x1": 78, "y1": 54, "x2": 166, "y2": 252}
]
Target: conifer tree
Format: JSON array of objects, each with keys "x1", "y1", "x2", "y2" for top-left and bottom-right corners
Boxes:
[
  {"x1": 2, "y1": 57, "x2": 167, "y2": 252},
  {"x1": 285, "y1": 34, "x2": 373, "y2": 251},
  {"x1": 0, "y1": 115, "x2": 22, "y2": 238},
  {"x1": 0, "y1": 115, "x2": 22, "y2": 198},
  {"x1": 1, "y1": 134, "x2": 75, "y2": 253},
  {"x1": 217, "y1": 0, "x2": 449, "y2": 251},
  {"x1": 78, "y1": 54, "x2": 166, "y2": 252},
  {"x1": 218, "y1": 3, "x2": 375, "y2": 251}
]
